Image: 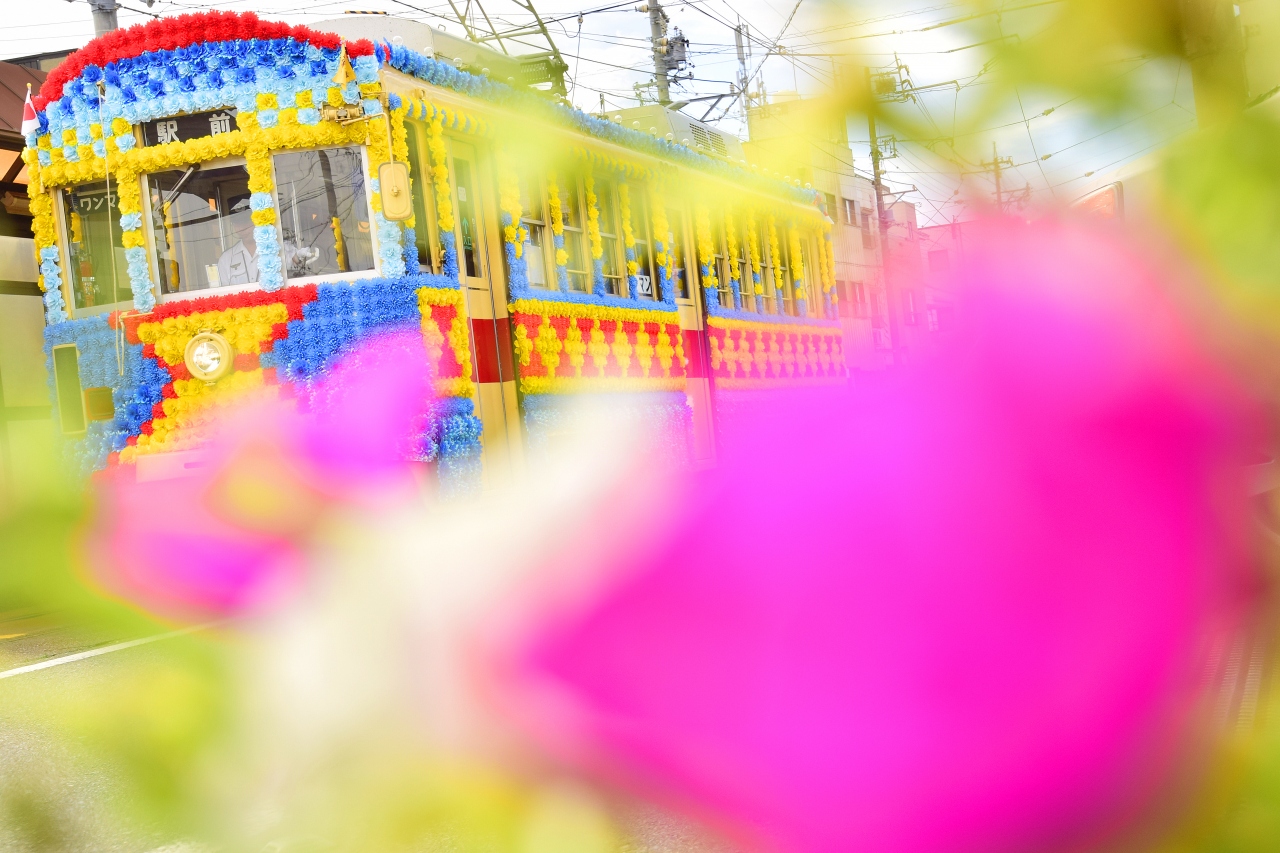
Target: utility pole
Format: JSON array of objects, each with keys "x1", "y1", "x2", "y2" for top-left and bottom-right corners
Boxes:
[
  {"x1": 72, "y1": 0, "x2": 155, "y2": 37},
  {"x1": 980, "y1": 142, "x2": 1013, "y2": 212},
  {"x1": 643, "y1": 1, "x2": 671, "y2": 104},
  {"x1": 734, "y1": 24, "x2": 751, "y2": 122},
  {"x1": 1011, "y1": 182, "x2": 1032, "y2": 212},
  {"x1": 86, "y1": 0, "x2": 119, "y2": 35},
  {"x1": 866, "y1": 67, "x2": 904, "y2": 364}
]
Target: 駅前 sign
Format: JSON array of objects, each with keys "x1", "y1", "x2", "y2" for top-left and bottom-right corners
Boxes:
[{"x1": 141, "y1": 109, "x2": 238, "y2": 147}]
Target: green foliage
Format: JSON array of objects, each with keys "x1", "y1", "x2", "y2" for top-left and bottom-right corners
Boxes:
[{"x1": 1159, "y1": 112, "x2": 1280, "y2": 310}]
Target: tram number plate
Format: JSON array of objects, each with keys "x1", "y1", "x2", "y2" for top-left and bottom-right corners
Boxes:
[{"x1": 142, "y1": 109, "x2": 238, "y2": 146}]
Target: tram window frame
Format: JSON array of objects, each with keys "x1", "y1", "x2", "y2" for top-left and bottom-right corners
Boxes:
[
  {"x1": 799, "y1": 239, "x2": 818, "y2": 316},
  {"x1": 142, "y1": 158, "x2": 256, "y2": 297},
  {"x1": 516, "y1": 170, "x2": 554, "y2": 291},
  {"x1": 666, "y1": 205, "x2": 692, "y2": 302},
  {"x1": 404, "y1": 122, "x2": 443, "y2": 275},
  {"x1": 709, "y1": 214, "x2": 733, "y2": 309},
  {"x1": 136, "y1": 146, "x2": 382, "y2": 305},
  {"x1": 626, "y1": 186, "x2": 658, "y2": 301},
  {"x1": 449, "y1": 150, "x2": 487, "y2": 281},
  {"x1": 737, "y1": 217, "x2": 759, "y2": 314},
  {"x1": 560, "y1": 174, "x2": 592, "y2": 294},
  {"x1": 594, "y1": 177, "x2": 627, "y2": 298},
  {"x1": 56, "y1": 181, "x2": 133, "y2": 316},
  {"x1": 271, "y1": 144, "x2": 380, "y2": 287},
  {"x1": 758, "y1": 225, "x2": 777, "y2": 315},
  {"x1": 775, "y1": 229, "x2": 794, "y2": 316}
]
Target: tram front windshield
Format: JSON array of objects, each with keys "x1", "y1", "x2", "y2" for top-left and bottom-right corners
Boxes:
[
  {"x1": 273, "y1": 146, "x2": 374, "y2": 280},
  {"x1": 148, "y1": 164, "x2": 253, "y2": 293}
]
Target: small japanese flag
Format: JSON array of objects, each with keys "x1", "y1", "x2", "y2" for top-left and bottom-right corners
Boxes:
[{"x1": 20, "y1": 85, "x2": 38, "y2": 137}]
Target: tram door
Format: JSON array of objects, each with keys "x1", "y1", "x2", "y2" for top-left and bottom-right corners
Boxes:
[{"x1": 445, "y1": 138, "x2": 521, "y2": 487}]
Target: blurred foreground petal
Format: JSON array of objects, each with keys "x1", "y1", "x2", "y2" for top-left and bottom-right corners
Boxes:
[
  {"x1": 83, "y1": 328, "x2": 434, "y2": 623},
  {"x1": 493, "y1": 218, "x2": 1264, "y2": 853}
]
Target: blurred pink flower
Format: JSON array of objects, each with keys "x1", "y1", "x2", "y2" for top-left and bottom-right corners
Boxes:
[
  {"x1": 492, "y1": 218, "x2": 1263, "y2": 853},
  {"x1": 84, "y1": 327, "x2": 434, "y2": 623}
]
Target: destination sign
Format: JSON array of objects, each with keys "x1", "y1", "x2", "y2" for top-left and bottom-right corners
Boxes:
[{"x1": 141, "y1": 109, "x2": 238, "y2": 147}]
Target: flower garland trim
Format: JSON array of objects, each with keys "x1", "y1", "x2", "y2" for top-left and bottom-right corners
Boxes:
[
  {"x1": 495, "y1": 147, "x2": 527, "y2": 270},
  {"x1": 424, "y1": 110, "x2": 459, "y2": 280},
  {"x1": 584, "y1": 172, "x2": 605, "y2": 296},
  {"x1": 705, "y1": 313, "x2": 841, "y2": 334},
  {"x1": 768, "y1": 214, "x2": 785, "y2": 315},
  {"x1": 545, "y1": 171, "x2": 570, "y2": 293},
  {"x1": 518, "y1": 375, "x2": 685, "y2": 395},
  {"x1": 571, "y1": 144, "x2": 654, "y2": 182},
  {"x1": 821, "y1": 231, "x2": 838, "y2": 319},
  {"x1": 404, "y1": 97, "x2": 492, "y2": 137},
  {"x1": 724, "y1": 209, "x2": 742, "y2": 310},
  {"x1": 746, "y1": 208, "x2": 764, "y2": 313},
  {"x1": 694, "y1": 204, "x2": 718, "y2": 309},
  {"x1": 509, "y1": 297, "x2": 685, "y2": 396},
  {"x1": 649, "y1": 188, "x2": 676, "y2": 303},
  {"x1": 41, "y1": 116, "x2": 381, "y2": 309},
  {"x1": 618, "y1": 182, "x2": 639, "y2": 300},
  {"x1": 705, "y1": 314, "x2": 845, "y2": 385},
  {"x1": 788, "y1": 223, "x2": 807, "y2": 317},
  {"x1": 509, "y1": 298, "x2": 678, "y2": 325},
  {"x1": 33, "y1": 11, "x2": 373, "y2": 111},
  {"x1": 418, "y1": 285, "x2": 474, "y2": 398}
]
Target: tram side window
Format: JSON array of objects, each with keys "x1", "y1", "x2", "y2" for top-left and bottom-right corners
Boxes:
[
  {"x1": 595, "y1": 178, "x2": 626, "y2": 297},
  {"x1": 404, "y1": 122, "x2": 441, "y2": 275},
  {"x1": 710, "y1": 214, "x2": 732, "y2": 309},
  {"x1": 628, "y1": 187, "x2": 656, "y2": 300},
  {"x1": 732, "y1": 217, "x2": 749, "y2": 311},
  {"x1": 274, "y1": 146, "x2": 374, "y2": 281},
  {"x1": 62, "y1": 182, "x2": 131, "y2": 310},
  {"x1": 758, "y1": 227, "x2": 777, "y2": 314},
  {"x1": 518, "y1": 171, "x2": 551, "y2": 289},
  {"x1": 147, "y1": 164, "x2": 253, "y2": 292},
  {"x1": 560, "y1": 177, "x2": 591, "y2": 293},
  {"x1": 666, "y1": 207, "x2": 689, "y2": 300},
  {"x1": 452, "y1": 154, "x2": 485, "y2": 279}
]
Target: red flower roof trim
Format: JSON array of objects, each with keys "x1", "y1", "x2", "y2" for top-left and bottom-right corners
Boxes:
[{"x1": 35, "y1": 10, "x2": 373, "y2": 111}]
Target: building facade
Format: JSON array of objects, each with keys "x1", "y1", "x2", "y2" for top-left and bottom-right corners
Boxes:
[{"x1": 0, "y1": 59, "x2": 52, "y2": 495}]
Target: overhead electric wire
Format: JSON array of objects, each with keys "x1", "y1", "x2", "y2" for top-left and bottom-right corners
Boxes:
[
  {"x1": 680, "y1": 0, "x2": 832, "y2": 87},
  {"x1": 784, "y1": 0, "x2": 1063, "y2": 43}
]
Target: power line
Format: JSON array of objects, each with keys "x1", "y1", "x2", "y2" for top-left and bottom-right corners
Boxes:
[{"x1": 784, "y1": 0, "x2": 1064, "y2": 43}]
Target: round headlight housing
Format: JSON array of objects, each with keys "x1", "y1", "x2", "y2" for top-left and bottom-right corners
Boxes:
[{"x1": 184, "y1": 331, "x2": 234, "y2": 383}]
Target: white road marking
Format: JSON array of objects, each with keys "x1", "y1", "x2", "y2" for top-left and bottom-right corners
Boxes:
[{"x1": 0, "y1": 621, "x2": 220, "y2": 680}]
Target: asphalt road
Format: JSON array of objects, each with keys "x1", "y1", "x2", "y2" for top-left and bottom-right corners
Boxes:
[
  {"x1": 0, "y1": 615, "x2": 205, "y2": 853},
  {"x1": 0, "y1": 616, "x2": 738, "y2": 853}
]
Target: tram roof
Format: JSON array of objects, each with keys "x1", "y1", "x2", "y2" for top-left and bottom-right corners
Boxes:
[{"x1": 24, "y1": 10, "x2": 823, "y2": 213}]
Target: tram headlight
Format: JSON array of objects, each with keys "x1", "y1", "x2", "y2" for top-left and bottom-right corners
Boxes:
[{"x1": 184, "y1": 331, "x2": 234, "y2": 383}]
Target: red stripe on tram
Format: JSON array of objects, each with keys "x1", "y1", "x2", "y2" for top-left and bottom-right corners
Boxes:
[{"x1": 469, "y1": 316, "x2": 513, "y2": 384}]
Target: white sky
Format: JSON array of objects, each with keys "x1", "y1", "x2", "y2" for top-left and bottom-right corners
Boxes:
[{"x1": 3, "y1": 0, "x2": 1198, "y2": 225}]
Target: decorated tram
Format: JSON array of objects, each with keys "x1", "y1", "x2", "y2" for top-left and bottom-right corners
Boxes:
[{"x1": 21, "y1": 11, "x2": 846, "y2": 489}]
